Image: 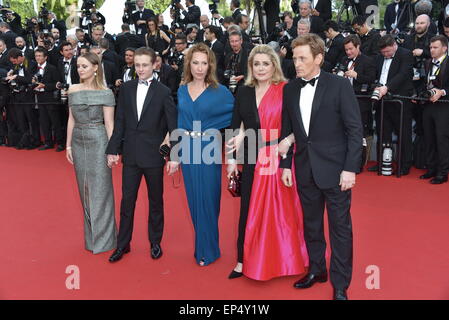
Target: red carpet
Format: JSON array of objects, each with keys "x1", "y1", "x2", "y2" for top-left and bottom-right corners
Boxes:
[{"x1": 1, "y1": 147, "x2": 449, "y2": 300}]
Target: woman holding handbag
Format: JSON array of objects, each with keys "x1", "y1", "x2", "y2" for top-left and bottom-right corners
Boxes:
[{"x1": 226, "y1": 45, "x2": 308, "y2": 281}]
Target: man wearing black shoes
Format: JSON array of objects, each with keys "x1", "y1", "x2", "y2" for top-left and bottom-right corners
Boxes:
[
  {"x1": 280, "y1": 34, "x2": 362, "y2": 300},
  {"x1": 420, "y1": 35, "x2": 449, "y2": 184},
  {"x1": 106, "y1": 47, "x2": 178, "y2": 263}
]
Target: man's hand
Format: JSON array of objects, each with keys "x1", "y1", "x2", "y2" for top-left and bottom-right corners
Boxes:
[
  {"x1": 340, "y1": 170, "x2": 356, "y2": 191},
  {"x1": 413, "y1": 48, "x2": 423, "y2": 57},
  {"x1": 377, "y1": 85, "x2": 388, "y2": 99},
  {"x1": 430, "y1": 88, "x2": 444, "y2": 103},
  {"x1": 137, "y1": 19, "x2": 146, "y2": 25},
  {"x1": 34, "y1": 83, "x2": 45, "y2": 90},
  {"x1": 115, "y1": 79, "x2": 122, "y2": 87},
  {"x1": 232, "y1": 75, "x2": 245, "y2": 83},
  {"x1": 281, "y1": 168, "x2": 293, "y2": 187},
  {"x1": 166, "y1": 161, "x2": 179, "y2": 176},
  {"x1": 176, "y1": 3, "x2": 184, "y2": 10},
  {"x1": 344, "y1": 70, "x2": 357, "y2": 79},
  {"x1": 107, "y1": 154, "x2": 120, "y2": 168},
  {"x1": 171, "y1": 63, "x2": 179, "y2": 71},
  {"x1": 311, "y1": 9, "x2": 320, "y2": 16}
]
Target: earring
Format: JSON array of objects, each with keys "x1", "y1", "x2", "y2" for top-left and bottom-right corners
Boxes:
[{"x1": 94, "y1": 72, "x2": 97, "y2": 76}]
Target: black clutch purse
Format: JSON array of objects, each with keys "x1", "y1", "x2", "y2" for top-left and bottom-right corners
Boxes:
[
  {"x1": 159, "y1": 144, "x2": 171, "y2": 158},
  {"x1": 228, "y1": 171, "x2": 242, "y2": 197}
]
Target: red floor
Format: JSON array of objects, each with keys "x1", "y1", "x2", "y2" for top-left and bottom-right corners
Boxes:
[{"x1": 1, "y1": 147, "x2": 449, "y2": 300}]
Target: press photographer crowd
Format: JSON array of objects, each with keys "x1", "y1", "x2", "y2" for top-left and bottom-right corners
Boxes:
[{"x1": 1, "y1": 0, "x2": 449, "y2": 184}]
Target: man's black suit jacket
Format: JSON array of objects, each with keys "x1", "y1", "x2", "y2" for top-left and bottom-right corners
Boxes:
[
  {"x1": 103, "y1": 59, "x2": 120, "y2": 88},
  {"x1": 115, "y1": 32, "x2": 144, "y2": 56},
  {"x1": 360, "y1": 29, "x2": 381, "y2": 58},
  {"x1": 324, "y1": 33, "x2": 345, "y2": 71},
  {"x1": 0, "y1": 30, "x2": 18, "y2": 49},
  {"x1": 57, "y1": 56, "x2": 80, "y2": 85},
  {"x1": 127, "y1": 8, "x2": 155, "y2": 36},
  {"x1": 375, "y1": 46, "x2": 414, "y2": 96},
  {"x1": 0, "y1": 49, "x2": 12, "y2": 69},
  {"x1": 106, "y1": 79, "x2": 177, "y2": 168},
  {"x1": 182, "y1": 5, "x2": 201, "y2": 27},
  {"x1": 314, "y1": 0, "x2": 332, "y2": 22},
  {"x1": 156, "y1": 64, "x2": 177, "y2": 99},
  {"x1": 280, "y1": 72, "x2": 363, "y2": 189},
  {"x1": 211, "y1": 40, "x2": 225, "y2": 83},
  {"x1": 35, "y1": 63, "x2": 61, "y2": 103},
  {"x1": 424, "y1": 57, "x2": 449, "y2": 100}
]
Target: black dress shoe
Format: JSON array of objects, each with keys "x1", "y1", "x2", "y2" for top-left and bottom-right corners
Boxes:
[
  {"x1": 228, "y1": 270, "x2": 243, "y2": 279},
  {"x1": 367, "y1": 164, "x2": 379, "y2": 172},
  {"x1": 15, "y1": 144, "x2": 25, "y2": 150},
  {"x1": 0, "y1": 139, "x2": 6, "y2": 146},
  {"x1": 150, "y1": 243, "x2": 163, "y2": 259},
  {"x1": 420, "y1": 171, "x2": 436, "y2": 179},
  {"x1": 293, "y1": 273, "x2": 328, "y2": 289},
  {"x1": 430, "y1": 175, "x2": 448, "y2": 184},
  {"x1": 55, "y1": 144, "x2": 65, "y2": 152},
  {"x1": 38, "y1": 144, "x2": 54, "y2": 151},
  {"x1": 399, "y1": 167, "x2": 410, "y2": 176},
  {"x1": 333, "y1": 289, "x2": 348, "y2": 300},
  {"x1": 109, "y1": 245, "x2": 131, "y2": 263}
]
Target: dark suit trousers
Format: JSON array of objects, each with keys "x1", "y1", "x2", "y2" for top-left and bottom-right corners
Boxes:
[
  {"x1": 375, "y1": 100, "x2": 413, "y2": 168},
  {"x1": 38, "y1": 103, "x2": 64, "y2": 145},
  {"x1": 296, "y1": 162, "x2": 353, "y2": 291},
  {"x1": 117, "y1": 165, "x2": 164, "y2": 249},
  {"x1": 13, "y1": 99, "x2": 40, "y2": 146},
  {"x1": 236, "y1": 163, "x2": 255, "y2": 263},
  {"x1": 423, "y1": 103, "x2": 449, "y2": 176}
]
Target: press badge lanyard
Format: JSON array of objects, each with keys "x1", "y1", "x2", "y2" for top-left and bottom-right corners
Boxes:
[{"x1": 429, "y1": 55, "x2": 447, "y2": 82}]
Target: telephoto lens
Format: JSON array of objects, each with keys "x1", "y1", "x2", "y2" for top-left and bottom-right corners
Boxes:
[{"x1": 381, "y1": 143, "x2": 393, "y2": 176}]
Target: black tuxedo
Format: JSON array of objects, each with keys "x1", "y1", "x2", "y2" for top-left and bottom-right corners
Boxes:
[
  {"x1": 103, "y1": 49, "x2": 123, "y2": 69},
  {"x1": 324, "y1": 33, "x2": 345, "y2": 72},
  {"x1": 422, "y1": 57, "x2": 449, "y2": 176},
  {"x1": 35, "y1": 63, "x2": 64, "y2": 146},
  {"x1": 182, "y1": 5, "x2": 201, "y2": 27},
  {"x1": 0, "y1": 30, "x2": 18, "y2": 49},
  {"x1": 154, "y1": 64, "x2": 177, "y2": 100},
  {"x1": 47, "y1": 19, "x2": 67, "y2": 40},
  {"x1": 280, "y1": 72, "x2": 362, "y2": 290},
  {"x1": 360, "y1": 29, "x2": 381, "y2": 58},
  {"x1": 47, "y1": 47, "x2": 62, "y2": 67},
  {"x1": 0, "y1": 49, "x2": 12, "y2": 70},
  {"x1": 314, "y1": 0, "x2": 332, "y2": 22},
  {"x1": 210, "y1": 40, "x2": 225, "y2": 83},
  {"x1": 374, "y1": 47, "x2": 414, "y2": 169},
  {"x1": 384, "y1": 1, "x2": 410, "y2": 33},
  {"x1": 106, "y1": 79, "x2": 177, "y2": 249},
  {"x1": 294, "y1": 16, "x2": 325, "y2": 39},
  {"x1": 121, "y1": 65, "x2": 137, "y2": 82},
  {"x1": 115, "y1": 32, "x2": 144, "y2": 56},
  {"x1": 102, "y1": 59, "x2": 120, "y2": 88},
  {"x1": 281, "y1": 58, "x2": 296, "y2": 80},
  {"x1": 126, "y1": 8, "x2": 155, "y2": 36},
  {"x1": 264, "y1": 0, "x2": 280, "y2": 34},
  {"x1": 57, "y1": 57, "x2": 80, "y2": 85},
  {"x1": 342, "y1": 53, "x2": 376, "y2": 137},
  {"x1": 232, "y1": 8, "x2": 242, "y2": 21}
]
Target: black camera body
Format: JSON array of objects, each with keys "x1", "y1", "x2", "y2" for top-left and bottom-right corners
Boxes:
[
  {"x1": 168, "y1": 51, "x2": 184, "y2": 68},
  {"x1": 209, "y1": 0, "x2": 220, "y2": 14},
  {"x1": 333, "y1": 62, "x2": 348, "y2": 77}
]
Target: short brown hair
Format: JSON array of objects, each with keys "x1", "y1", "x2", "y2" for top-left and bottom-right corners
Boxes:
[
  {"x1": 291, "y1": 34, "x2": 325, "y2": 66},
  {"x1": 134, "y1": 47, "x2": 156, "y2": 63},
  {"x1": 181, "y1": 42, "x2": 219, "y2": 88},
  {"x1": 430, "y1": 35, "x2": 448, "y2": 48},
  {"x1": 343, "y1": 34, "x2": 361, "y2": 48}
]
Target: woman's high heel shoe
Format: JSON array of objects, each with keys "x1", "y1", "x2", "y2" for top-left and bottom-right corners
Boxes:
[{"x1": 228, "y1": 270, "x2": 243, "y2": 279}]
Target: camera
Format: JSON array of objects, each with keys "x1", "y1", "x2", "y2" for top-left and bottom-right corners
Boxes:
[
  {"x1": 209, "y1": 0, "x2": 220, "y2": 14},
  {"x1": 171, "y1": 0, "x2": 182, "y2": 25},
  {"x1": 82, "y1": 0, "x2": 96, "y2": 19},
  {"x1": 333, "y1": 62, "x2": 348, "y2": 77},
  {"x1": 168, "y1": 50, "x2": 184, "y2": 68},
  {"x1": 224, "y1": 70, "x2": 238, "y2": 94},
  {"x1": 418, "y1": 88, "x2": 437, "y2": 100},
  {"x1": 0, "y1": 3, "x2": 11, "y2": 22},
  {"x1": 370, "y1": 82, "x2": 383, "y2": 100}
]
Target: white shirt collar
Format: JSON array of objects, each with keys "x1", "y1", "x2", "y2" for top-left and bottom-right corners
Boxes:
[{"x1": 38, "y1": 62, "x2": 47, "y2": 69}]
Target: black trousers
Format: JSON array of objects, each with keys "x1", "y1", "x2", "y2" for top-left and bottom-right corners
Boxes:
[
  {"x1": 38, "y1": 103, "x2": 64, "y2": 145},
  {"x1": 296, "y1": 166, "x2": 353, "y2": 291},
  {"x1": 117, "y1": 165, "x2": 165, "y2": 249},
  {"x1": 5, "y1": 103, "x2": 21, "y2": 146},
  {"x1": 13, "y1": 100, "x2": 40, "y2": 146},
  {"x1": 0, "y1": 96, "x2": 8, "y2": 141},
  {"x1": 422, "y1": 102, "x2": 449, "y2": 176},
  {"x1": 375, "y1": 99, "x2": 413, "y2": 168},
  {"x1": 236, "y1": 163, "x2": 256, "y2": 263}
]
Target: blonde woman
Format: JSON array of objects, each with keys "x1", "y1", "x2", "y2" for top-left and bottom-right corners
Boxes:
[
  {"x1": 66, "y1": 52, "x2": 117, "y2": 254},
  {"x1": 226, "y1": 45, "x2": 308, "y2": 280}
]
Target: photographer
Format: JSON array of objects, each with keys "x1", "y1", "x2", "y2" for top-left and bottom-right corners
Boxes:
[
  {"x1": 198, "y1": 15, "x2": 223, "y2": 43},
  {"x1": 323, "y1": 20, "x2": 345, "y2": 73},
  {"x1": 45, "y1": 11, "x2": 67, "y2": 41},
  {"x1": 123, "y1": 0, "x2": 155, "y2": 37},
  {"x1": 153, "y1": 53, "x2": 177, "y2": 100},
  {"x1": 15, "y1": 37, "x2": 34, "y2": 62},
  {"x1": 6, "y1": 48, "x2": 40, "y2": 150},
  {"x1": 116, "y1": 48, "x2": 137, "y2": 88},
  {"x1": 369, "y1": 34, "x2": 414, "y2": 175},
  {"x1": 0, "y1": 22, "x2": 17, "y2": 49},
  {"x1": 224, "y1": 30, "x2": 248, "y2": 94},
  {"x1": 90, "y1": 24, "x2": 115, "y2": 49},
  {"x1": 36, "y1": 33, "x2": 61, "y2": 67},
  {"x1": 115, "y1": 23, "x2": 144, "y2": 56},
  {"x1": 81, "y1": 3, "x2": 106, "y2": 34},
  {"x1": 168, "y1": 33, "x2": 187, "y2": 86},
  {"x1": 230, "y1": 0, "x2": 242, "y2": 21},
  {"x1": 0, "y1": 8, "x2": 23, "y2": 36},
  {"x1": 384, "y1": 0, "x2": 411, "y2": 34},
  {"x1": 176, "y1": 0, "x2": 201, "y2": 27},
  {"x1": 352, "y1": 15, "x2": 381, "y2": 58},
  {"x1": 340, "y1": 35, "x2": 376, "y2": 170},
  {"x1": 33, "y1": 47, "x2": 64, "y2": 152},
  {"x1": 186, "y1": 24, "x2": 199, "y2": 48},
  {"x1": 0, "y1": 38, "x2": 11, "y2": 69},
  {"x1": 57, "y1": 41, "x2": 79, "y2": 87},
  {"x1": 420, "y1": 35, "x2": 449, "y2": 184},
  {"x1": 205, "y1": 25, "x2": 225, "y2": 83},
  {"x1": 90, "y1": 45, "x2": 120, "y2": 88},
  {"x1": 292, "y1": 0, "x2": 325, "y2": 39}
]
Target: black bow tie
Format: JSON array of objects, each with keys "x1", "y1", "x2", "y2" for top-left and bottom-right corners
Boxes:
[
  {"x1": 299, "y1": 77, "x2": 318, "y2": 88},
  {"x1": 432, "y1": 60, "x2": 441, "y2": 67},
  {"x1": 64, "y1": 61, "x2": 70, "y2": 64},
  {"x1": 124, "y1": 66, "x2": 131, "y2": 70}
]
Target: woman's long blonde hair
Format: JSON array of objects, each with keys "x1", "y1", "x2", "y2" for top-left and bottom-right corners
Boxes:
[
  {"x1": 244, "y1": 45, "x2": 286, "y2": 87},
  {"x1": 78, "y1": 52, "x2": 107, "y2": 90},
  {"x1": 181, "y1": 42, "x2": 219, "y2": 88}
]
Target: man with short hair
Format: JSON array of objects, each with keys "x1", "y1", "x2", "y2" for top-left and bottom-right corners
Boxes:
[
  {"x1": 0, "y1": 39, "x2": 11, "y2": 69},
  {"x1": 115, "y1": 24, "x2": 144, "y2": 56},
  {"x1": 123, "y1": 0, "x2": 155, "y2": 37},
  {"x1": 15, "y1": 37, "x2": 34, "y2": 62},
  {"x1": 224, "y1": 31, "x2": 248, "y2": 92},
  {"x1": 176, "y1": 0, "x2": 201, "y2": 27},
  {"x1": 323, "y1": 20, "x2": 345, "y2": 72},
  {"x1": 205, "y1": 25, "x2": 225, "y2": 83},
  {"x1": 294, "y1": 0, "x2": 325, "y2": 39},
  {"x1": 0, "y1": 22, "x2": 18, "y2": 50},
  {"x1": 352, "y1": 15, "x2": 381, "y2": 58},
  {"x1": 280, "y1": 33, "x2": 362, "y2": 301},
  {"x1": 106, "y1": 47, "x2": 178, "y2": 263}
]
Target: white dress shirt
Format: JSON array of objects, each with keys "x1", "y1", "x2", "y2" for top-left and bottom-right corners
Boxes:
[
  {"x1": 299, "y1": 74, "x2": 320, "y2": 136},
  {"x1": 380, "y1": 56, "x2": 394, "y2": 86},
  {"x1": 136, "y1": 76, "x2": 153, "y2": 121},
  {"x1": 36, "y1": 62, "x2": 46, "y2": 92},
  {"x1": 63, "y1": 58, "x2": 72, "y2": 85}
]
